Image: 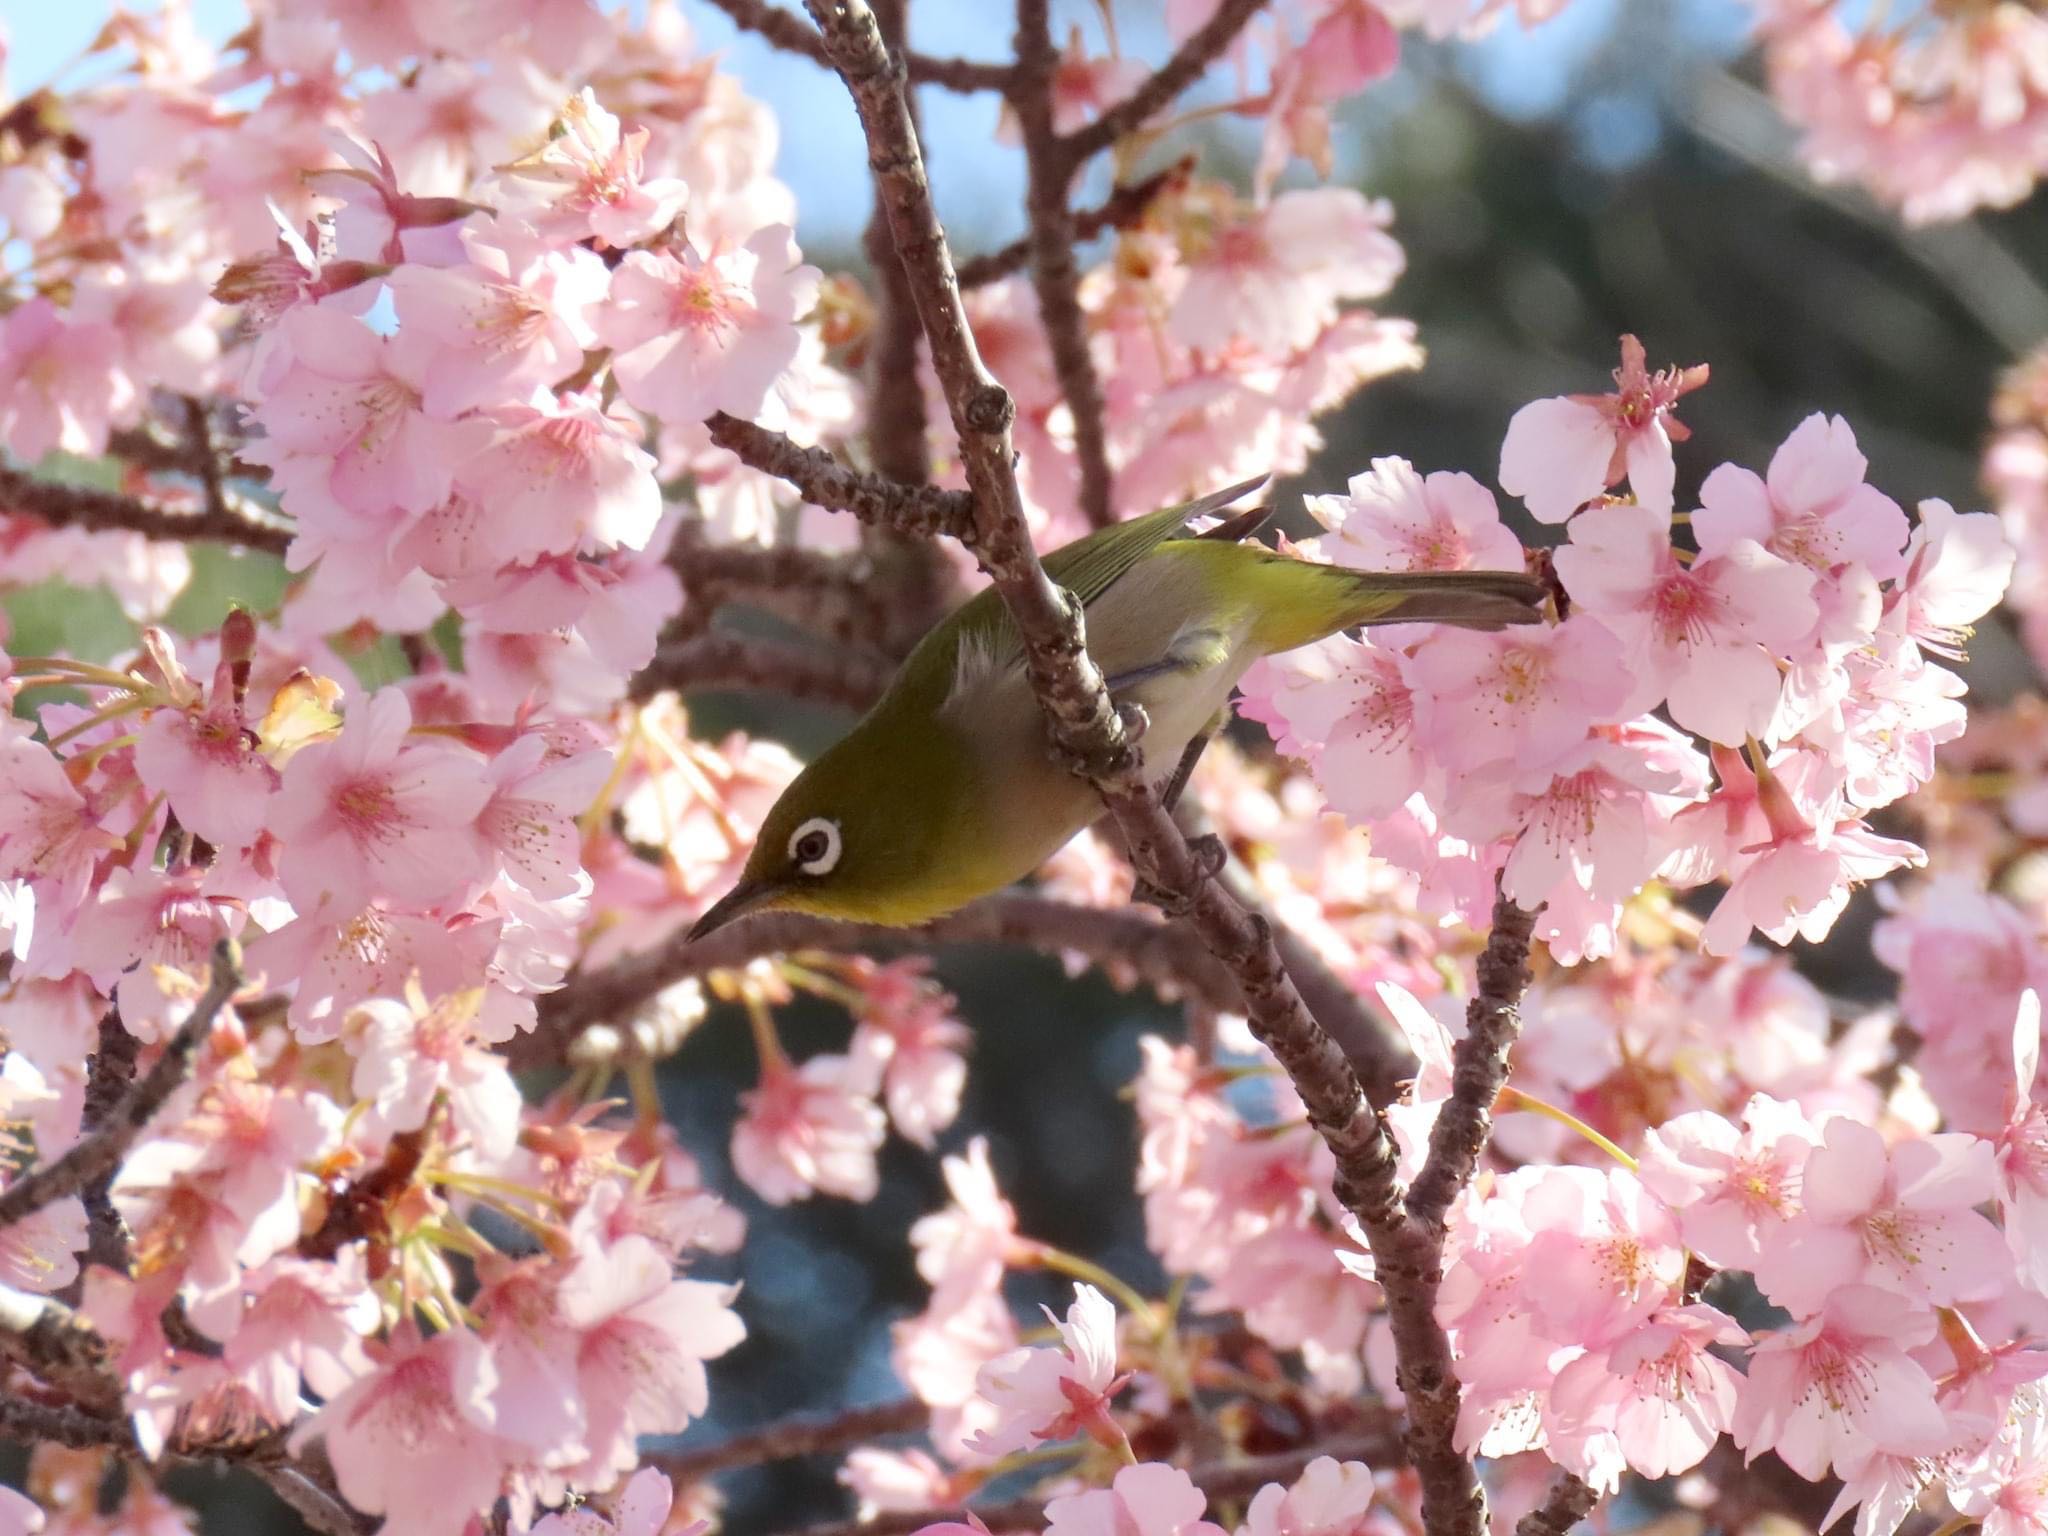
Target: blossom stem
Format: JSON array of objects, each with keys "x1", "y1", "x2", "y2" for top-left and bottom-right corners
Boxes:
[
  {"x1": 1494, "y1": 1086, "x2": 1639, "y2": 1170},
  {"x1": 1022, "y1": 1242, "x2": 1159, "y2": 1330},
  {"x1": 42, "y1": 695, "x2": 149, "y2": 749},
  {"x1": 745, "y1": 993, "x2": 794, "y2": 1077}
]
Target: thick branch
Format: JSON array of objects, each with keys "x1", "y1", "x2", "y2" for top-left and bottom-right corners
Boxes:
[
  {"x1": 1013, "y1": 0, "x2": 1115, "y2": 527},
  {"x1": 0, "y1": 463, "x2": 291, "y2": 556},
  {"x1": 704, "y1": 413, "x2": 976, "y2": 543},
  {"x1": 78, "y1": 1010, "x2": 141, "y2": 1274},
  {"x1": 701, "y1": 0, "x2": 1011, "y2": 89},
  {"x1": 626, "y1": 631, "x2": 894, "y2": 709},
  {"x1": 517, "y1": 893, "x2": 1240, "y2": 1069},
  {"x1": 652, "y1": 1398, "x2": 927, "y2": 1484},
  {"x1": 956, "y1": 158, "x2": 1192, "y2": 289},
  {"x1": 1515, "y1": 1474, "x2": 1598, "y2": 1536},
  {"x1": 0, "y1": 943, "x2": 240, "y2": 1233},
  {"x1": 1059, "y1": 0, "x2": 1272, "y2": 162}
]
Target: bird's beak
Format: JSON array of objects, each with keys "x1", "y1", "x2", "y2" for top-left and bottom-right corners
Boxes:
[{"x1": 687, "y1": 879, "x2": 779, "y2": 942}]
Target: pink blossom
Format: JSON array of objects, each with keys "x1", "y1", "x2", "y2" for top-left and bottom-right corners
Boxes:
[
  {"x1": 1695, "y1": 414, "x2": 1909, "y2": 580},
  {"x1": 499, "y1": 88, "x2": 689, "y2": 250},
  {"x1": 1638, "y1": 1095, "x2": 1821, "y2": 1270},
  {"x1": 1886, "y1": 499, "x2": 2016, "y2": 657},
  {"x1": 910, "y1": 1137, "x2": 1022, "y2": 1313},
  {"x1": 557, "y1": 1232, "x2": 746, "y2": 1482},
  {"x1": 1236, "y1": 1456, "x2": 1380, "y2": 1536},
  {"x1": 0, "y1": 1486, "x2": 42, "y2": 1536},
  {"x1": 474, "y1": 733, "x2": 612, "y2": 900},
  {"x1": 849, "y1": 959, "x2": 971, "y2": 1150},
  {"x1": 294, "y1": 1323, "x2": 512, "y2": 1536},
  {"x1": 1554, "y1": 501, "x2": 1817, "y2": 744},
  {"x1": 1498, "y1": 335, "x2": 1708, "y2": 523},
  {"x1": 532, "y1": 1469, "x2": 679, "y2": 1536},
  {"x1": 1733, "y1": 1285, "x2": 1951, "y2": 1481},
  {"x1": 386, "y1": 237, "x2": 608, "y2": 416},
  {"x1": 245, "y1": 899, "x2": 499, "y2": 1041},
  {"x1": 1309, "y1": 456, "x2": 1526, "y2": 574},
  {"x1": 0, "y1": 298, "x2": 130, "y2": 460},
  {"x1": 1045, "y1": 1463, "x2": 1228, "y2": 1536},
  {"x1": 1169, "y1": 189, "x2": 1404, "y2": 359},
  {"x1": 596, "y1": 226, "x2": 821, "y2": 425},
  {"x1": 840, "y1": 1447, "x2": 958, "y2": 1519},
  {"x1": 0, "y1": 733, "x2": 122, "y2": 918},
  {"x1": 1547, "y1": 1305, "x2": 1749, "y2": 1486},
  {"x1": 442, "y1": 393, "x2": 663, "y2": 565},
  {"x1": 1754, "y1": 1117, "x2": 2006, "y2": 1316},
  {"x1": 349, "y1": 984, "x2": 522, "y2": 1162},
  {"x1": 134, "y1": 665, "x2": 278, "y2": 852},
  {"x1": 1517, "y1": 1166, "x2": 1686, "y2": 1348},
  {"x1": 1996, "y1": 992, "x2": 2048, "y2": 1297},
  {"x1": 1406, "y1": 615, "x2": 1633, "y2": 779},
  {"x1": 997, "y1": 29, "x2": 1148, "y2": 140},
  {"x1": 893, "y1": 1291, "x2": 1020, "y2": 1457},
  {"x1": 0, "y1": 1189, "x2": 85, "y2": 1295},
  {"x1": 268, "y1": 688, "x2": 491, "y2": 914},
  {"x1": 1956, "y1": 1388, "x2": 2048, "y2": 1536},
  {"x1": 731, "y1": 1050, "x2": 886, "y2": 1205},
  {"x1": 249, "y1": 304, "x2": 477, "y2": 522},
  {"x1": 1240, "y1": 638, "x2": 1426, "y2": 824},
  {"x1": 968, "y1": 1283, "x2": 1129, "y2": 1459},
  {"x1": 220, "y1": 1255, "x2": 378, "y2": 1425}
]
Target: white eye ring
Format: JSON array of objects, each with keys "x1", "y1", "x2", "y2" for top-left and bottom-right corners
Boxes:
[{"x1": 788, "y1": 816, "x2": 842, "y2": 876}]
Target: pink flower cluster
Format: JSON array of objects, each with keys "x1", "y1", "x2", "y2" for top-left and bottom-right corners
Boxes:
[
  {"x1": 1243, "y1": 336, "x2": 2014, "y2": 964},
  {"x1": 1752, "y1": 0, "x2": 2048, "y2": 224}
]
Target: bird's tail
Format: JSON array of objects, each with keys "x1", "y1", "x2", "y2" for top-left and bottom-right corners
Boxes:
[{"x1": 1245, "y1": 558, "x2": 1551, "y2": 654}]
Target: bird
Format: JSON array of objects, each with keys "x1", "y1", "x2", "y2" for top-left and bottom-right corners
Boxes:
[{"x1": 687, "y1": 476, "x2": 1548, "y2": 938}]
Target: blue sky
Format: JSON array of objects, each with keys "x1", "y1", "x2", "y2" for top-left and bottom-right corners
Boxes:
[{"x1": 8, "y1": 0, "x2": 1759, "y2": 248}]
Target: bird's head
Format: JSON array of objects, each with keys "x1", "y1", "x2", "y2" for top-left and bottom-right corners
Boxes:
[{"x1": 686, "y1": 723, "x2": 974, "y2": 939}]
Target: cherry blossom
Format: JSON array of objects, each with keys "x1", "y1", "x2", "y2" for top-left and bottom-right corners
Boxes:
[{"x1": 967, "y1": 1283, "x2": 1130, "y2": 1459}]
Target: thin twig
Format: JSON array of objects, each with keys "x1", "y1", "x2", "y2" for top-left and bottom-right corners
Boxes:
[
  {"x1": 0, "y1": 942, "x2": 241, "y2": 1233},
  {"x1": 956, "y1": 157, "x2": 1193, "y2": 288},
  {"x1": 1012, "y1": 0, "x2": 1116, "y2": 527},
  {"x1": 1059, "y1": 0, "x2": 1272, "y2": 162},
  {"x1": 1515, "y1": 1473, "x2": 1598, "y2": 1536},
  {"x1": 1353, "y1": 884, "x2": 1540, "y2": 1536},
  {"x1": 0, "y1": 463, "x2": 292, "y2": 555},
  {"x1": 700, "y1": 0, "x2": 1012, "y2": 89},
  {"x1": 626, "y1": 630, "x2": 895, "y2": 708},
  {"x1": 703, "y1": 413, "x2": 977, "y2": 544},
  {"x1": 651, "y1": 1398, "x2": 927, "y2": 1484},
  {"x1": 515, "y1": 893, "x2": 1240, "y2": 1069}
]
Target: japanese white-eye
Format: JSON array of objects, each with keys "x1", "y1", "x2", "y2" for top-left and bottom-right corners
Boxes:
[{"x1": 689, "y1": 479, "x2": 1547, "y2": 936}]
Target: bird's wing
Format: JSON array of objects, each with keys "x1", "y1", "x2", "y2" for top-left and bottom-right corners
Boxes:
[{"x1": 897, "y1": 475, "x2": 1269, "y2": 715}]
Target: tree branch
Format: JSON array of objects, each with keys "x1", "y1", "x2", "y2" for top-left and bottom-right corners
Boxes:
[
  {"x1": 700, "y1": 0, "x2": 1011, "y2": 89},
  {"x1": 651, "y1": 1398, "x2": 928, "y2": 1484},
  {"x1": 1515, "y1": 1474, "x2": 1598, "y2": 1536},
  {"x1": 703, "y1": 413, "x2": 977, "y2": 544},
  {"x1": 78, "y1": 1010, "x2": 141, "y2": 1275},
  {"x1": 516, "y1": 893, "x2": 1241, "y2": 1069},
  {"x1": 956, "y1": 157, "x2": 1192, "y2": 289},
  {"x1": 626, "y1": 630, "x2": 894, "y2": 709},
  {"x1": 1012, "y1": 0, "x2": 1116, "y2": 527},
  {"x1": 0, "y1": 463, "x2": 292, "y2": 556},
  {"x1": 1351, "y1": 885, "x2": 1541, "y2": 1536},
  {"x1": 0, "y1": 942, "x2": 241, "y2": 1234},
  {"x1": 1059, "y1": 0, "x2": 1272, "y2": 163}
]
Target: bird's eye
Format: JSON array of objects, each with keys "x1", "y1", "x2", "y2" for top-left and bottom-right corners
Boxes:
[{"x1": 788, "y1": 816, "x2": 842, "y2": 876}]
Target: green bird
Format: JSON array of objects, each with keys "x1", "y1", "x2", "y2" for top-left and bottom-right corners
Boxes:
[{"x1": 688, "y1": 477, "x2": 1547, "y2": 937}]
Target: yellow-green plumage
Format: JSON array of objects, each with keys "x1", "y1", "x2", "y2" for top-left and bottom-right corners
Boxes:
[{"x1": 690, "y1": 484, "x2": 1547, "y2": 935}]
